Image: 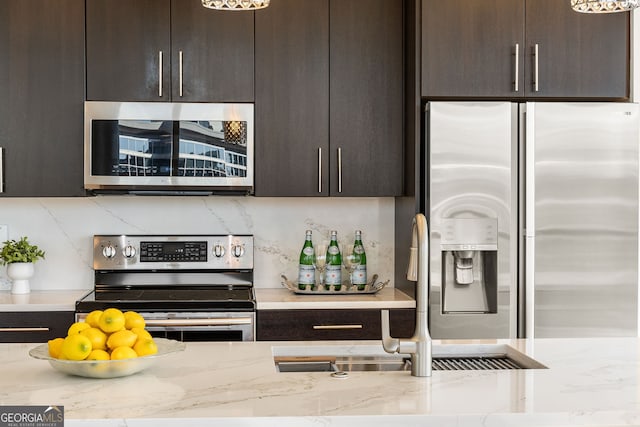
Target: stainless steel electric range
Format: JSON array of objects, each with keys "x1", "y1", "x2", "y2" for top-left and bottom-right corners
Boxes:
[{"x1": 75, "y1": 234, "x2": 255, "y2": 341}]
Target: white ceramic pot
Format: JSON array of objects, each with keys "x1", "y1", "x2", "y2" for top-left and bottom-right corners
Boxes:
[{"x1": 7, "y1": 262, "x2": 35, "y2": 294}]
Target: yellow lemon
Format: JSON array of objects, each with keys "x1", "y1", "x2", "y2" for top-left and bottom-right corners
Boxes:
[
  {"x1": 47, "y1": 337, "x2": 65, "y2": 358},
  {"x1": 133, "y1": 338, "x2": 158, "y2": 357},
  {"x1": 110, "y1": 346, "x2": 138, "y2": 360},
  {"x1": 124, "y1": 311, "x2": 146, "y2": 330},
  {"x1": 86, "y1": 349, "x2": 110, "y2": 361},
  {"x1": 130, "y1": 327, "x2": 153, "y2": 341},
  {"x1": 106, "y1": 329, "x2": 138, "y2": 350},
  {"x1": 80, "y1": 327, "x2": 107, "y2": 351},
  {"x1": 67, "y1": 321, "x2": 91, "y2": 336},
  {"x1": 84, "y1": 310, "x2": 103, "y2": 328},
  {"x1": 98, "y1": 308, "x2": 126, "y2": 333},
  {"x1": 61, "y1": 334, "x2": 92, "y2": 360}
]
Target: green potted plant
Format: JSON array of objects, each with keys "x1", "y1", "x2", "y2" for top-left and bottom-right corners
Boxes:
[{"x1": 0, "y1": 237, "x2": 45, "y2": 294}]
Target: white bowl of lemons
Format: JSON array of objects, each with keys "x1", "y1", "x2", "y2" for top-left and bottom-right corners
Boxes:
[{"x1": 28, "y1": 308, "x2": 185, "y2": 379}]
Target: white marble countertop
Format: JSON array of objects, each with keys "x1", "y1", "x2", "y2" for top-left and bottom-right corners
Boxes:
[
  {"x1": 255, "y1": 287, "x2": 415, "y2": 310},
  {"x1": 0, "y1": 288, "x2": 415, "y2": 312},
  {"x1": 3, "y1": 337, "x2": 640, "y2": 426},
  {"x1": 0, "y1": 290, "x2": 89, "y2": 312}
]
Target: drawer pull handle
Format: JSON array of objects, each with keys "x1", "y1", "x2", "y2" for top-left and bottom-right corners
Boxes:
[
  {"x1": 0, "y1": 327, "x2": 50, "y2": 332},
  {"x1": 312, "y1": 324, "x2": 363, "y2": 330}
]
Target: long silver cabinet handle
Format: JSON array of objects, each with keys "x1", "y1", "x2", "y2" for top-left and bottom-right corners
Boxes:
[
  {"x1": 0, "y1": 327, "x2": 50, "y2": 332},
  {"x1": 158, "y1": 51, "x2": 163, "y2": 97},
  {"x1": 318, "y1": 147, "x2": 322, "y2": 193},
  {"x1": 534, "y1": 44, "x2": 539, "y2": 92},
  {"x1": 514, "y1": 43, "x2": 519, "y2": 92},
  {"x1": 312, "y1": 324, "x2": 363, "y2": 330},
  {"x1": 179, "y1": 50, "x2": 184, "y2": 97},
  {"x1": 337, "y1": 147, "x2": 343, "y2": 193},
  {"x1": 0, "y1": 147, "x2": 4, "y2": 194}
]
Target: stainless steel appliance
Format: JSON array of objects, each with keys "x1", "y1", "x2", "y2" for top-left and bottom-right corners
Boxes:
[
  {"x1": 76, "y1": 234, "x2": 256, "y2": 341},
  {"x1": 84, "y1": 102, "x2": 254, "y2": 194},
  {"x1": 425, "y1": 101, "x2": 639, "y2": 339}
]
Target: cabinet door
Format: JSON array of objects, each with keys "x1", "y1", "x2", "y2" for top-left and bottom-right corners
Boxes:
[
  {"x1": 254, "y1": 0, "x2": 329, "y2": 196},
  {"x1": 257, "y1": 309, "x2": 415, "y2": 341},
  {"x1": 330, "y1": 0, "x2": 403, "y2": 196},
  {"x1": 171, "y1": 0, "x2": 254, "y2": 102},
  {"x1": 0, "y1": 0, "x2": 85, "y2": 197},
  {"x1": 0, "y1": 311, "x2": 75, "y2": 343},
  {"x1": 86, "y1": 0, "x2": 171, "y2": 101},
  {"x1": 422, "y1": 0, "x2": 524, "y2": 98},
  {"x1": 525, "y1": 0, "x2": 629, "y2": 99}
]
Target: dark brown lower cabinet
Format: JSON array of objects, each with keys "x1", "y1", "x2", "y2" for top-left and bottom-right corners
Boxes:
[
  {"x1": 0, "y1": 311, "x2": 74, "y2": 343},
  {"x1": 257, "y1": 309, "x2": 415, "y2": 341}
]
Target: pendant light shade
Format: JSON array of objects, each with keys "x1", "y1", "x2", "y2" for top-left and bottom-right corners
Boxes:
[
  {"x1": 202, "y1": 0, "x2": 270, "y2": 10},
  {"x1": 571, "y1": 0, "x2": 639, "y2": 12}
]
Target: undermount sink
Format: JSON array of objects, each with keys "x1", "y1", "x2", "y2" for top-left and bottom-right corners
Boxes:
[{"x1": 273, "y1": 343, "x2": 547, "y2": 373}]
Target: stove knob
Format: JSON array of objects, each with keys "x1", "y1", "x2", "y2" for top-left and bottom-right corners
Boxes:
[
  {"x1": 123, "y1": 245, "x2": 137, "y2": 259},
  {"x1": 102, "y1": 245, "x2": 117, "y2": 259},
  {"x1": 231, "y1": 244, "x2": 245, "y2": 258},
  {"x1": 213, "y1": 243, "x2": 226, "y2": 258}
]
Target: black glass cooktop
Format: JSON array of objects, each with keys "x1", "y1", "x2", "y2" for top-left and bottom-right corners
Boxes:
[{"x1": 76, "y1": 286, "x2": 255, "y2": 312}]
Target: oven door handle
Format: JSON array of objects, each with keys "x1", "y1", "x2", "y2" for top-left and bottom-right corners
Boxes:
[{"x1": 144, "y1": 318, "x2": 253, "y2": 327}]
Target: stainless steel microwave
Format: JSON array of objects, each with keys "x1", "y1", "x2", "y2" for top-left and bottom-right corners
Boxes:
[{"x1": 84, "y1": 102, "x2": 254, "y2": 194}]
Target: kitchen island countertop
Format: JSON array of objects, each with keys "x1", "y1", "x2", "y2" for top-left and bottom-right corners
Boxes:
[{"x1": 3, "y1": 337, "x2": 640, "y2": 426}]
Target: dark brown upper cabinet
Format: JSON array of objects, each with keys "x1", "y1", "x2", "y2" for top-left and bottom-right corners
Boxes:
[
  {"x1": 422, "y1": 0, "x2": 629, "y2": 99},
  {"x1": 0, "y1": 0, "x2": 85, "y2": 197},
  {"x1": 254, "y1": 0, "x2": 330, "y2": 196},
  {"x1": 329, "y1": 0, "x2": 404, "y2": 197},
  {"x1": 86, "y1": 0, "x2": 254, "y2": 102},
  {"x1": 254, "y1": 0, "x2": 403, "y2": 197}
]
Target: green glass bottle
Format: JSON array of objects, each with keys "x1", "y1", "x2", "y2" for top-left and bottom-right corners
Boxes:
[
  {"x1": 352, "y1": 230, "x2": 367, "y2": 290},
  {"x1": 297, "y1": 230, "x2": 315, "y2": 290},
  {"x1": 325, "y1": 230, "x2": 342, "y2": 290}
]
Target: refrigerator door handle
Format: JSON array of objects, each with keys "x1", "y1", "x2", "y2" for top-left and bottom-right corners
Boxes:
[
  {"x1": 525, "y1": 103, "x2": 536, "y2": 238},
  {"x1": 525, "y1": 236, "x2": 535, "y2": 338},
  {"x1": 523, "y1": 102, "x2": 536, "y2": 338}
]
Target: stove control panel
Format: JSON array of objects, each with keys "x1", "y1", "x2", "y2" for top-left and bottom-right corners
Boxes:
[{"x1": 93, "y1": 235, "x2": 253, "y2": 271}]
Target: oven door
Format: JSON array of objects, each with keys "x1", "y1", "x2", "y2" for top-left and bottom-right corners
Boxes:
[{"x1": 76, "y1": 311, "x2": 255, "y2": 342}]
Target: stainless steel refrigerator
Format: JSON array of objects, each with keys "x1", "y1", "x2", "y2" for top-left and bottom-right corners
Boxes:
[{"x1": 425, "y1": 101, "x2": 639, "y2": 339}]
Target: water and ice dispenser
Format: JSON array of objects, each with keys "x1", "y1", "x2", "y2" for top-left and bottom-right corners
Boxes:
[{"x1": 440, "y1": 218, "x2": 498, "y2": 314}]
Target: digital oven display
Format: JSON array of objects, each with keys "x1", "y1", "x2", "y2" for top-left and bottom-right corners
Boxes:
[{"x1": 140, "y1": 241, "x2": 208, "y2": 262}]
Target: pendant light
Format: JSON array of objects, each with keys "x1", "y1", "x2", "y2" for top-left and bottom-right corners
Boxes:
[
  {"x1": 202, "y1": 0, "x2": 270, "y2": 10},
  {"x1": 571, "y1": 0, "x2": 639, "y2": 12}
]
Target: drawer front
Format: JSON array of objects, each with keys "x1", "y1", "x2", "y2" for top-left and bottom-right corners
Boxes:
[
  {"x1": 257, "y1": 309, "x2": 415, "y2": 341},
  {"x1": 0, "y1": 311, "x2": 74, "y2": 343}
]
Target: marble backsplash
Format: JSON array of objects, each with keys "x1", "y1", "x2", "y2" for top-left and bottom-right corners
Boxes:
[{"x1": 0, "y1": 196, "x2": 395, "y2": 291}]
